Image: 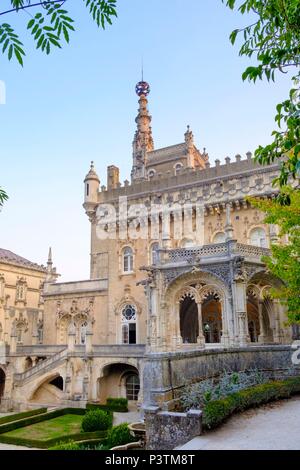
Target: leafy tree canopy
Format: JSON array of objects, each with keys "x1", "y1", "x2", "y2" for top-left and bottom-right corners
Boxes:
[
  {"x1": 0, "y1": 0, "x2": 118, "y2": 66},
  {"x1": 250, "y1": 186, "x2": 300, "y2": 324},
  {"x1": 223, "y1": 0, "x2": 300, "y2": 187},
  {"x1": 0, "y1": 187, "x2": 9, "y2": 207}
]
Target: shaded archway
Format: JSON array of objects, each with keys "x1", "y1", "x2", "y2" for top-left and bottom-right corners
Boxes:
[
  {"x1": 30, "y1": 374, "x2": 64, "y2": 404},
  {"x1": 247, "y1": 288, "x2": 274, "y2": 343},
  {"x1": 97, "y1": 363, "x2": 139, "y2": 404},
  {"x1": 180, "y1": 297, "x2": 199, "y2": 344},
  {"x1": 247, "y1": 297, "x2": 260, "y2": 343},
  {"x1": 0, "y1": 368, "x2": 5, "y2": 403},
  {"x1": 202, "y1": 296, "x2": 222, "y2": 343}
]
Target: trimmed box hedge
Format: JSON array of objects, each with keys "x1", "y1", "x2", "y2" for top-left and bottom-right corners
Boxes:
[
  {"x1": 0, "y1": 407, "x2": 108, "y2": 449},
  {"x1": 0, "y1": 408, "x2": 47, "y2": 426},
  {"x1": 0, "y1": 430, "x2": 107, "y2": 449},
  {"x1": 203, "y1": 376, "x2": 300, "y2": 430},
  {"x1": 87, "y1": 398, "x2": 128, "y2": 413},
  {"x1": 0, "y1": 408, "x2": 86, "y2": 436}
]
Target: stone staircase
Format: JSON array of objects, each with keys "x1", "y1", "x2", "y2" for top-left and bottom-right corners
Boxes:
[{"x1": 14, "y1": 348, "x2": 68, "y2": 385}]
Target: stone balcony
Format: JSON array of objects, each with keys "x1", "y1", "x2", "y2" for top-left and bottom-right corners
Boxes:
[{"x1": 156, "y1": 240, "x2": 270, "y2": 268}]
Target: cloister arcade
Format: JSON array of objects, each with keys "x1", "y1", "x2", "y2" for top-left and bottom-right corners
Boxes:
[{"x1": 160, "y1": 270, "x2": 284, "y2": 350}]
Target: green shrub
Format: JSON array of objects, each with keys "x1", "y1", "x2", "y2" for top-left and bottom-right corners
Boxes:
[
  {"x1": 81, "y1": 410, "x2": 112, "y2": 433},
  {"x1": 107, "y1": 423, "x2": 135, "y2": 449},
  {"x1": 202, "y1": 376, "x2": 300, "y2": 430},
  {"x1": 107, "y1": 398, "x2": 128, "y2": 409}
]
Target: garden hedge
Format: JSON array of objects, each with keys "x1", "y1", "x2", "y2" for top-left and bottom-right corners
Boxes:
[
  {"x1": 87, "y1": 398, "x2": 128, "y2": 413},
  {"x1": 202, "y1": 376, "x2": 300, "y2": 430},
  {"x1": 0, "y1": 408, "x2": 86, "y2": 436},
  {"x1": 0, "y1": 408, "x2": 47, "y2": 426},
  {"x1": 0, "y1": 430, "x2": 107, "y2": 449}
]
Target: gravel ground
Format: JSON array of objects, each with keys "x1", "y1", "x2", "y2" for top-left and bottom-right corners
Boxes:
[{"x1": 178, "y1": 396, "x2": 300, "y2": 450}]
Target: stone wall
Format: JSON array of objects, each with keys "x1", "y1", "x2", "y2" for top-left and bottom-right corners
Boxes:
[
  {"x1": 142, "y1": 345, "x2": 300, "y2": 407},
  {"x1": 144, "y1": 406, "x2": 202, "y2": 450}
]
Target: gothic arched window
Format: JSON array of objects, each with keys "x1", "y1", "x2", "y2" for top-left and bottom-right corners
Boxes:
[
  {"x1": 123, "y1": 247, "x2": 134, "y2": 273},
  {"x1": 249, "y1": 227, "x2": 268, "y2": 248},
  {"x1": 121, "y1": 305, "x2": 137, "y2": 344},
  {"x1": 174, "y1": 163, "x2": 183, "y2": 176},
  {"x1": 80, "y1": 322, "x2": 88, "y2": 345}
]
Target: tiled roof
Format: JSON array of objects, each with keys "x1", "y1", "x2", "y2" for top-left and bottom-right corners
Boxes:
[{"x1": 0, "y1": 248, "x2": 47, "y2": 272}]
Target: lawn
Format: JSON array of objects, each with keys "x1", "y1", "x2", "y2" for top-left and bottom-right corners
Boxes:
[{"x1": 3, "y1": 414, "x2": 83, "y2": 441}]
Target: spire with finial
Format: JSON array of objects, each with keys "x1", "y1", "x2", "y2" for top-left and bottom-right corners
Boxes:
[
  {"x1": 45, "y1": 246, "x2": 58, "y2": 282},
  {"x1": 132, "y1": 75, "x2": 154, "y2": 181},
  {"x1": 47, "y1": 247, "x2": 52, "y2": 271}
]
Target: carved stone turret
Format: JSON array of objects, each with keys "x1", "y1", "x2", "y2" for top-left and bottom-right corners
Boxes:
[{"x1": 131, "y1": 81, "x2": 154, "y2": 182}]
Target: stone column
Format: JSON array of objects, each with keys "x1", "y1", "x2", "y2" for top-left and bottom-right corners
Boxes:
[
  {"x1": 173, "y1": 301, "x2": 182, "y2": 349},
  {"x1": 162, "y1": 209, "x2": 172, "y2": 250},
  {"x1": 273, "y1": 300, "x2": 283, "y2": 343},
  {"x1": 258, "y1": 301, "x2": 267, "y2": 343},
  {"x1": 220, "y1": 300, "x2": 231, "y2": 347},
  {"x1": 233, "y1": 281, "x2": 250, "y2": 346},
  {"x1": 85, "y1": 325, "x2": 93, "y2": 354},
  {"x1": 67, "y1": 323, "x2": 76, "y2": 352},
  {"x1": 196, "y1": 302, "x2": 205, "y2": 346},
  {"x1": 225, "y1": 203, "x2": 234, "y2": 241},
  {"x1": 10, "y1": 329, "x2": 17, "y2": 354}
]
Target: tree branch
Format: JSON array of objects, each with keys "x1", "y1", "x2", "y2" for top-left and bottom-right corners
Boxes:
[{"x1": 0, "y1": 0, "x2": 67, "y2": 17}]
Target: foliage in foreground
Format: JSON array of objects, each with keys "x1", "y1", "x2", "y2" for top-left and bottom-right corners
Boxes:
[
  {"x1": 202, "y1": 376, "x2": 300, "y2": 429},
  {"x1": 0, "y1": 187, "x2": 8, "y2": 208},
  {"x1": 223, "y1": 0, "x2": 300, "y2": 187},
  {"x1": 181, "y1": 369, "x2": 268, "y2": 410},
  {"x1": 250, "y1": 186, "x2": 300, "y2": 324},
  {"x1": 106, "y1": 423, "x2": 135, "y2": 449},
  {"x1": 0, "y1": 0, "x2": 117, "y2": 66}
]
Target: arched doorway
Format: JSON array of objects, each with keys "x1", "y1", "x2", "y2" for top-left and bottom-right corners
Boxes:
[
  {"x1": 247, "y1": 288, "x2": 274, "y2": 343},
  {"x1": 247, "y1": 299, "x2": 260, "y2": 343},
  {"x1": 180, "y1": 296, "x2": 199, "y2": 344},
  {"x1": 202, "y1": 296, "x2": 222, "y2": 343},
  {"x1": 0, "y1": 368, "x2": 5, "y2": 403},
  {"x1": 97, "y1": 363, "x2": 139, "y2": 404}
]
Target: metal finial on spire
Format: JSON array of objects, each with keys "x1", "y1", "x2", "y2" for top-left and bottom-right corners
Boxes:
[{"x1": 141, "y1": 57, "x2": 144, "y2": 82}]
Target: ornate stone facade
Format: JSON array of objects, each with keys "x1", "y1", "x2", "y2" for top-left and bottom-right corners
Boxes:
[{"x1": 0, "y1": 81, "x2": 297, "y2": 412}]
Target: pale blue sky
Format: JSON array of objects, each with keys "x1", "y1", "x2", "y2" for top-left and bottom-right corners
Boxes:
[{"x1": 0, "y1": 0, "x2": 292, "y2": 281}]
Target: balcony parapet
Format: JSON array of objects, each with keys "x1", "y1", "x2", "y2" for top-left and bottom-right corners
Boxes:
[{"x1": 156, "y1": 240, "x2": 270, "y2": 267}]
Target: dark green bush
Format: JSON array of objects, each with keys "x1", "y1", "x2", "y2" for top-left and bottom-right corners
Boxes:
[
  {"x1": 0, "y1": 408, "x2": 47, "y2": 425},
  {"x1": 81, "y1": 410, "x2": 112, "y2": 433},
  {"x1": 107, "y1": 423, "x2": 135, "y2": 449},
  {"x1": 202, "y1": 376, "x2": 300, "y2": 430},
  {"x1": 106, "y1": 398, "x2": 128, "y2": 409}
]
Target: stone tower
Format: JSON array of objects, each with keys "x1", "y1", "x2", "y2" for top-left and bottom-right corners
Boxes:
[{"x1": 131, "y1": 80, "x2": 154, "y2": 182}]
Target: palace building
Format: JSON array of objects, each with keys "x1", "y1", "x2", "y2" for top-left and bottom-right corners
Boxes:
[{"x1": 0, "y1": 81, "x2": 297, "y2": 412}]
